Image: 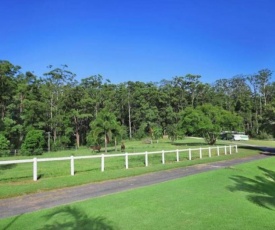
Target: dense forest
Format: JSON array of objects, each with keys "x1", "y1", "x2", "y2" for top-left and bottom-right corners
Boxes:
[{"x1": 0, "y1": 60, "x2": 274, "y2": 155}]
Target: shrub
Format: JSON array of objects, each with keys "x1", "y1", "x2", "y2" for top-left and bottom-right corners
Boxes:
[
  {"x1": 21, "y1": 130, "x2": 46, "y2": 156},
  {"x1": 256, "y1": 132, "x2": 273, "y2": 140},
  {"x1": 0, "y1": 134, "x2": 10, "y2": 157}
]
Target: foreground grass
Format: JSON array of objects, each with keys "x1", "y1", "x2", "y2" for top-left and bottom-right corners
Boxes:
[
  {"x1": 1, "y1": 156, "x2": 275, "y2": 229},
  {"x1": 0, "y1": 138, "x2": 264, "y2": 198}
]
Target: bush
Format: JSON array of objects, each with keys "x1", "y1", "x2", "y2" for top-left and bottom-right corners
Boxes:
[
  {"x1": 21, "y1": 130, "x2": 46, "y2": 156},
  {"x1": 256, "y1": 132, "x2": 273, "y2": 140},
  {"x1": 0, "y1": 134, "x2": 10, "y2": 157}
]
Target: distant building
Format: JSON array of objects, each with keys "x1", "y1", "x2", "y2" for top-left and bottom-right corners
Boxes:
[{"x1": 220, "y1": 131, "x2": 249, "y2": 141}]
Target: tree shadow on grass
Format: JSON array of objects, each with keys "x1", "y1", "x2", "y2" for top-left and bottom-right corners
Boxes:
[
  {"x1": 238, "y1": 145, "x2": 275, "y2": 154},
  {"x1": 0, "y1": 164, "x2": 17, "y2": 170},
  {"x1": 228, "y1": 166, "x2": 275, "y2": 210},
  {"x1": 171, "y1": 142, "x2": 208, "y2": 147},
  {"x1": 39, "y1": 206, "x2": 117, "y2": 230}
]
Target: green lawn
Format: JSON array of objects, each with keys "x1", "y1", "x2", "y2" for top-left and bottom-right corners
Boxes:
[
  {"x1": 0, "y1": 137, "x2": 260, "y2": 198},
  {"x1": 1, "y1": 156, "x2": 275, "y2": 229},
  {"x1": 0, "y1": 138, "x2": 267, "y2": 198}
]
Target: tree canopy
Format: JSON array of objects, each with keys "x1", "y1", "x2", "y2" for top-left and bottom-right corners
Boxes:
[{"x1": 0, "y1": 60, "x2": 274, "y2": 154}]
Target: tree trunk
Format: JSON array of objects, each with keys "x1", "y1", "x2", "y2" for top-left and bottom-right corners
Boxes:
[{"x1": 76, "y1": 132, "x2": 80, "y2": 148}]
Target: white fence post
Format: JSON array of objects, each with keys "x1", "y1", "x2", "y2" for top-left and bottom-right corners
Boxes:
[
  {"x1": 70, "y1": 156, "x2": 74, "y2": 176},
  {"x1": 235, "y1": 145, "x2": 238, "y2": 153},
  {"x1": 125, "y1": 152, "x2": 129, "y2": 169},
  {"x1": 145, "y1": 151, "x2": 148, "y2": 166},
  {"x1": 33, "y1": 157, "x2": 37, "y2": 181},
  {"x1": 176, "y1": 149, "x2": 179, "y2": 162},
  {"x1": 225, "y1": 146, "x2": 227, "y2": 155},
  {"x1": 208, "y1": 147, "x2": 211, "y2": 157},
  {"x1": 188, "y1": 148, "x2": 192, "y2": 160},
  {"x1": 101, "y1": 154, "x2": 105, "y2": 172},
  {"x1": 229, "y1": 145, "x2": 232, "y2": 154},
  {"x1": 162, "y1": 150, "x2": 165, "y2": 164},
  {"x1": 217, "y1": 146, "x2": 220, "y2": 156},
  {"x1": 199, "y1": 148, "x2": 202, "y2": 159}
]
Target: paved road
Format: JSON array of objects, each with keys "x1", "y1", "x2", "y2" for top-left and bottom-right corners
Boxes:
[{"x1": 0, "y1": 154, "x2": 269, "y2": 219}]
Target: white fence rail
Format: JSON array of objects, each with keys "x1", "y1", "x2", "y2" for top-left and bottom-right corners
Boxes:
[{"x1": 0, "y1": 145, "x2": 238, "y2": 181}]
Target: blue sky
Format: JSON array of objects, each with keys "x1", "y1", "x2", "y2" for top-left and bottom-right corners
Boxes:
[{"x1": 1, "y1": 0, "x2": 275, "y2": 84}]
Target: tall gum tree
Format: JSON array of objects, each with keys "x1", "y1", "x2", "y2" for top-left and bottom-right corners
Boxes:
[{"x1": 42, "y1": 65, "x2": 76, "y2": 145}]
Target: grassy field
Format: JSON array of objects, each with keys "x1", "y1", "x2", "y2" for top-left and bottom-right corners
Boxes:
[
  {"x1": 1, "y1": 155, "x2": 275, "y2": 229},
  {"x1": 0, "y1": 138, "x2": 269, "y2": 198}
]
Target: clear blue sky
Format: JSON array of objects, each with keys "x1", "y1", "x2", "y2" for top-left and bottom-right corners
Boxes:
[{"x1": 1, "y1": 0, "x2": 274, "y2": 84}]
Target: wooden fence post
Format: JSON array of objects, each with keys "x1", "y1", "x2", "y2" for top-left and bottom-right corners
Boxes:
[
  {"x1": 199, "y1": 148, "x2": 202, "y2": 159},
  {"x1": 71, "y1": 156, "x2": 74, "y2": 176},
  {"x1": 162, "y1": 150, "x2": 165, "y2": 164},
  {"x1": 208, "y1": 147, "x2": 211, "y2": 157},
  {"x1": 229, "y1": 145, "x2": 232, "y2": 154},
  {"x1": 33, "y1": 157, "x2": 37, "y2": 181},
  {"x1": 217, "y1": 146, "x2": 220, "y2": 156},
  {"x1": 225, "y1": 146, "x2": 227, "y2": 155},
  {"x1": 235, "y1": 145, "x2": 238, "y2": 153}
]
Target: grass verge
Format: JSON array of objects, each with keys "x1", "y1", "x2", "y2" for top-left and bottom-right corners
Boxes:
[
  {"x1": 1, "y1": 155, "x2": 274, "y2": 229},
  {"x1": 0, "y1": 138, "x2": 266, "y2": 198}
]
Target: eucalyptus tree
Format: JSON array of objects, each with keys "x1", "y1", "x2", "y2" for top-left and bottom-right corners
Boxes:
[
  {"x1": 171, "y1": 76, "x2": 189, "y2": 112},
  {"x1": 80, "y1": 75, "x2": 104, "y2": 117},
  {"x1": 212, "y1": 79, "x2": 234, "y2": 111},
  {"x1": 42, "y1": 65, "x2": 76, "y2": 145},
  {"x1": 157, "y1": 80, "x2": 177, "y2": 135},
  {"x1": 62, "y1": 85, "x2": 93, "y2": 148},
  {"x1": 126, "y1": 81, "x2": 159, "y2": 137},
  {"x1": 0, "y1": 61, "x2": 23, "y2": 149},
  {"x1": 257, "y1": 69, "x2": 272, "y2": 106},
  {"x1": 195, "y1": 83, "x2": 215, "y2": 106},
  {"x1": 246, "y1": 71, "x2": 271, "y2": 135},
  {"x1": 100, "y1": 81, "x2": 117, "y2": 112},
  {"x1": 184, "y1": 74, "x2": 202, "y2": 107},
  {"x1": 261, "y1": 101, "x2": 275, "y2": 137},
  {"x1": 10, "y1": 71, "x2": 43, "y2": 147},
  {"x1": 0, "y1": 60, "x2": 19, "y2": 121}
]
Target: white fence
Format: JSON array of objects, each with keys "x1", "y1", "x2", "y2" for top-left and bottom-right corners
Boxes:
[{"x1": 0, "y1": 145, "x2": 238, "y2": 181}]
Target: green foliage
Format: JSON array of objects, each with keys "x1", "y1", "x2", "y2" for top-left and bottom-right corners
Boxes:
[
  {"x1": 21, "y1": 130, "x2": 46, "y2": 155},
  {"x1": 1, "y1": 59, "x2": 275, "y2": 149},
  {"x1": 0, "y1": 134, "x2": 10, "y2": 156},
  {"x1": 89, "y1": 109, "x2": 121, "y2": 152},
  {"x1": 134, "y1": 122, "x2": 150, "y2": 139},
  {"x1": 256, "y1": 131, "x2": 273, "y2": 140},
  {"x1": 179, "y1": 104, "x2": 243, "y2": 145}
]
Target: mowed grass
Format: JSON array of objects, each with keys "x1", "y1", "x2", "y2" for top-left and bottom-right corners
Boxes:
[
  {"x1": 1, "y1": 156, "x2": 275, "y2": 230},
  {"x1": 0, "y1": 138, "x2": 266, "y2": 198}
]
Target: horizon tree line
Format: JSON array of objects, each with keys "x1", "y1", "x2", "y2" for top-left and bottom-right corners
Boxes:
[{"x1": 0, "y1": 60, "x2": 274, "y2": 155}]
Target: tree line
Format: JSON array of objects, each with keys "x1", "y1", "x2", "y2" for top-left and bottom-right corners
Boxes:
[{"x1": 0, "y1": 60, "x2": 274, "y2": 155}]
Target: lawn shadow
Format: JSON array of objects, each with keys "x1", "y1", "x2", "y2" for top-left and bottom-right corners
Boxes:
[
  {"x1": 228, "y1": 166, "x2": 275, "y2": 210},
  {"x1": 0, "y1": 164, "x2": 17, "y2": 170},
  {"x1": 2, "y1": 214, "x2": 23, "y2": 230},
  {"x1": 238, "y1": 145, "x2": 275, "y2": 154},
  {"x1": 171, "y1": 142, "x2": 208, "y2": 147},
  {"x1": 39, "y1": 206, "x2": 117, "y2": 230}
]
